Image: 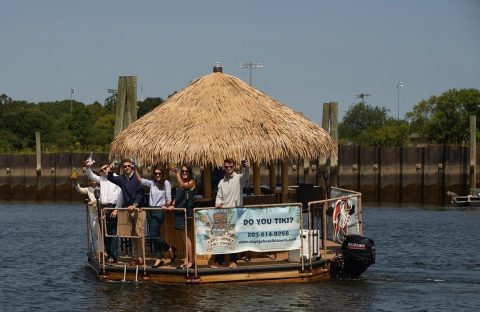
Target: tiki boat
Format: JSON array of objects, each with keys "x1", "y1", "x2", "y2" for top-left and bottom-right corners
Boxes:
[{"x1": 87, "y1": 64, "x2": 375, "y2": 284}]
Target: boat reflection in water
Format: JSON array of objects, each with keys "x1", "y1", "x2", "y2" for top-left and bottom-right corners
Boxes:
[{"x1": 87, "y1": 187, "x2": 375, "y2": 284}]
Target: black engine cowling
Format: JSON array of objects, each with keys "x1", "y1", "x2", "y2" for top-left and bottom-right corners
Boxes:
[{"x1": 331, "y1": 234, "x2": 375, "y2": 278}]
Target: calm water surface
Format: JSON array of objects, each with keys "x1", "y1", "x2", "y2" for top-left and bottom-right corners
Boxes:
[{"x1": 0, "y1": 203, "x2": 479, "y2": 311}]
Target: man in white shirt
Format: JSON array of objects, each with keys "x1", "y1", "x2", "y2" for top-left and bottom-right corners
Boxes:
[
  {"x1": 85, "y1": 160, "x2": 123, "y2": 264},
  {"x1": 212, "y1": 158, "x2": 250, "y2": 268}
]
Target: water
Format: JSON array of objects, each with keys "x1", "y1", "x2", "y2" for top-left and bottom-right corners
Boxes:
[{"x1": 0, "y1": 203, "x2": 479, "y2": 311}]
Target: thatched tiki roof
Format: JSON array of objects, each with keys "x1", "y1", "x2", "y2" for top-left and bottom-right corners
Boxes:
[{"x1": 109, "y1": 67, "x2": 336, "y2": 167}]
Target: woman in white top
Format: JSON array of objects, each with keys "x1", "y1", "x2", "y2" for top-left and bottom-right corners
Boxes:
[{"x1": 136, "y1": 166, "x2": 176, "y2": 268}]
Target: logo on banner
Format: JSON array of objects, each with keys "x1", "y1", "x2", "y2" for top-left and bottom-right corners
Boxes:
[{"x1": 200, "y1": 210, "x2": 237, "y2": 251}]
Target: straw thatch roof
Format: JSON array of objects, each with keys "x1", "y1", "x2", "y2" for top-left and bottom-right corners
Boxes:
[{"x1": 109, "y1": 69, "x2": 336, "y2": 167}]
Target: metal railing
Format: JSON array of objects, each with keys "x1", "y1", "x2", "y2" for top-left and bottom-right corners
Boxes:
[{"x1": 96, "y1": 207, "x2": 188, "y2": 276}]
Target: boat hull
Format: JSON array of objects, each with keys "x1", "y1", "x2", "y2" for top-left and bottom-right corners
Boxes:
[{"x1": 88, "y1": 256, "x2": 334, "y2": 284}]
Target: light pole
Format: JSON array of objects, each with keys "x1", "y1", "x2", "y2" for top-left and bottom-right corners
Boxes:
[
  {"x1": 70, "y1": 88, "x2": 75, "y2": 113},
  {"x1": 395, "y1": 81, "x2": 404, "y2": 120},
  {"x1": 355, "y1": 93, "x2": 371, "y2": 105},
  {"x1": 240, "y1": 62, "x2": 263, "y2": 86}
]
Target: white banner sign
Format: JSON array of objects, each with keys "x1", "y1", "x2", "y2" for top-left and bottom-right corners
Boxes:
[{"x1": 194, "y1": 205, "x2": 301, "y2": 255}]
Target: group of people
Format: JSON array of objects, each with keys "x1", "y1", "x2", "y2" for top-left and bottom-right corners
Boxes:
[{"x1": 75, "y1": 156, "x2": 250, "y2": 270}]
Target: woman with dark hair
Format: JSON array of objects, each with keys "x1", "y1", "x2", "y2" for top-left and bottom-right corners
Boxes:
[
  {"x1": 136, "y1": 166, "x2": 176, "y2": 268},
  {"x1": 171, "y1": 164, "x2": 196, "y2": 269}
]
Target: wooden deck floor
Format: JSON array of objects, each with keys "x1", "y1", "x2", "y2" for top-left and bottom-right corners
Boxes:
[{"x1": 96, "y1": 240, "x2": 341, "y2": 271}]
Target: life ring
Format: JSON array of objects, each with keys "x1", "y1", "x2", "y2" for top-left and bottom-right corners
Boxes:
[
  {"x1": 333, "y1": 199, "x2": 351, "y2": 239},
  {"x1": 332, "y1": 199, "x2": 342, "y2": 231}
]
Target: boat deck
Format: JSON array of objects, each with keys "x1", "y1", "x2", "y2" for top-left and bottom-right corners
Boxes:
[{"x1": 89, "y1": 240, "x2": 341, "y2": 284}]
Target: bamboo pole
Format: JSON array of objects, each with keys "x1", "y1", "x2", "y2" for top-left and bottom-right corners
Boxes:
[
  {"x1": 253, "y1": 162, "x2": 261, "y2": 195},
  {"x1": 281, "y1": 161, "x2": 288, "y2": 202},
  {"x1": 470, "y1": 115, "x2": 477, "y2": 189}
]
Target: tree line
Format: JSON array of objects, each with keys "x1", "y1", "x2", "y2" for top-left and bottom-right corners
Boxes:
[
  {"x1": 339, "y1": 88, "x2": 480, "y2": 146},
  {"x1": 0, "y1": 93, "x2": 163, "y2": 153},
  {"x1": 0, "y1": 88, "x2": 478, "y2": 153}
]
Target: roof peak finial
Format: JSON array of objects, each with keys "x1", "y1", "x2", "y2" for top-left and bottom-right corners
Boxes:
[{"x1": 213, "y1": 62, "x2": 222, "y2": 73}]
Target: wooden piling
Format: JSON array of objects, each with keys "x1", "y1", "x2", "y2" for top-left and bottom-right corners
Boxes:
[
  {"x1": 114, "y1": 76, "x2": 137, "y2": 137},
  {"x1": 329, "y1": 102, "x2": 338, "y2": 187},
  {"x1": 470, "y1": 115, "x2": 477, "y2": 189},
  {"x1": 35, "y1": 131, "x2": 41, "y2": 176},
  {"x1": 320, "y1": 103, "x2": 330, "y2": 187}
]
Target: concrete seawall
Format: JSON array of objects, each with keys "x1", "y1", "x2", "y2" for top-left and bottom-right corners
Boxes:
[{"x1": 0, "y1": 145, "x2": 476, "y2": 205}]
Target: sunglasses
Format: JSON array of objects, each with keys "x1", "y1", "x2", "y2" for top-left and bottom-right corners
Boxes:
[
  {"x1": 154, "y1": 171, "x2": 163, "y2": 175},
  {"x1": 100, "y1": 167, "x2": 108, "y2": 172},
  {"x1": 224, "y1": 165, "x2": 234, "y2": 169},
  {"x1": 123, "y1": 164, "x2": 131, "y2": 168},
  {"x1": 181, "y1": 170, "x2": 189, "y2": 173}
]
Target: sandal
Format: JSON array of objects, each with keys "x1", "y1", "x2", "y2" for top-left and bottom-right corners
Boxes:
[
  {"x1": 176, "y1": 262, "x2": 194, "y2": 270},
  {"x1": 129, "y1": 259, "x2": 144, "y2": 266},
  {"x1": 152, "y1": 260, "x2": 165, "y2": 268}
]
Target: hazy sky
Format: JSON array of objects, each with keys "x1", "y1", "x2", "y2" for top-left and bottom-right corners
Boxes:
[{"x1": 1, "y1": 0, "x2": 479, "y2": 123}]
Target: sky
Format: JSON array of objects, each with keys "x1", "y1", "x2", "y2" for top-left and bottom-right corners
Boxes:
[{"x1": 1, "y1": 0, "x2": 479, "y2": 123}]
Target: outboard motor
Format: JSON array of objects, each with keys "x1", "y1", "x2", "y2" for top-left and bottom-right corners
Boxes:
[{"x1": 331, "y1": 234, "x2": 375, "y2": 278}]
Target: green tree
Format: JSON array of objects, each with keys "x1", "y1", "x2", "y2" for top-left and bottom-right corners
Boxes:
[
  {"x1": 137, "y1": 97, "x2": 164, "y2": 118},
  {"x1": 2, "y1": 103, "x2": 53, "y2": 149},
  {"x1": 363, "y1": 120, "x2": 410, "y2": 147},
  {"x1": 406, "y1": 89, "x2": 480, "y2": 144},
  {"x1": 339, "y1": 103, "x2": 389, "y2": 144},
  {"x1": 90, "y1": 114, "x2": 116, "y2": 149},
  {"x1": 0, "y1": 93, "x2": 12, "y2": 105},
  {"x1": 339, "y1": 103, "x2": 410, "y2": 147}
]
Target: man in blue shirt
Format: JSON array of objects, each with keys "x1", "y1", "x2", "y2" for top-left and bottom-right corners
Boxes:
[
  {"x1": 107, "y1": 159, "x2": 144, "y2": 209},
  {"x1": 107, "y1": 159, "x2": 145, "y2": 265}
]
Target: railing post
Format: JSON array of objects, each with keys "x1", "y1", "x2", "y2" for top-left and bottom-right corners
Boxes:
[{"x1": 322, "y1": 202, "x2": 327, "y2": 249}]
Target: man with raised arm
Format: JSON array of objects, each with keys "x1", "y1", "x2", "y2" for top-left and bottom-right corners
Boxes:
[{"x1": 85, "y1": 158, "x2": 123, "y2": 264}]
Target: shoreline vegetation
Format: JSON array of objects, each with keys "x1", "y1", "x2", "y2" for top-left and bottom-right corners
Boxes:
[
  {"x1": 0, "y1": 94, "x2": 164, "y2": 153},
  {"x1": 1, "y1": 88, "x2": 478, "y2": 154}
]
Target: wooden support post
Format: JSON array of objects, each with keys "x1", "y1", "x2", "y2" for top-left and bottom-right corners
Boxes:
[
  {"x1": 253, "y1": 162, "x2": 261, "y2": 195},
  {"x1": 281, "y1": 161, "x2": 289, "y2": 203},
  {"x1": 269, "y1": 161, "x2": 276, "y2": 192},
  {"x1": 204, "y1": 163, "x2": 212, "y2": 199},
  {"x1": 35, "y1": 131, "x2": 41, "y2": 176},
  {"x1": 470, "y1": 115, "x2": 477, "y2": 189}
]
